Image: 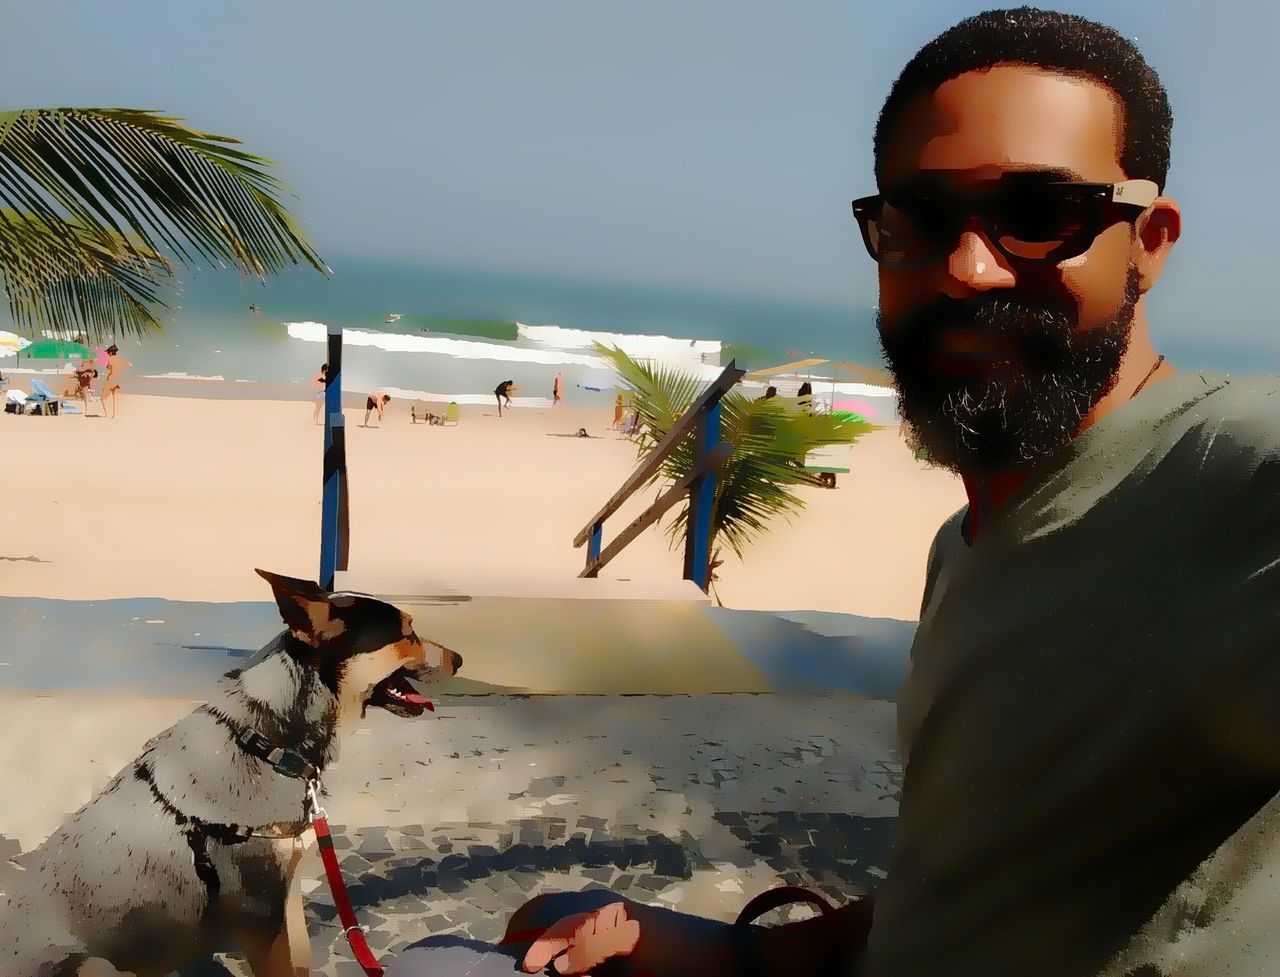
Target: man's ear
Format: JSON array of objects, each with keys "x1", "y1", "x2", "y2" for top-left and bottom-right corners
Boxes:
[
  {"x1": 255, "y1": 569, "x2": 345, "y2": 646},
  {"x1": 1134, "y1": 196, "x2": 1182, "y2": 291}
]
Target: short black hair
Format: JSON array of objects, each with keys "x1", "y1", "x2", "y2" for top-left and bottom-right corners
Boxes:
[{"x1": 874, "y1": 6, "x2": 1172, "y2": 191}]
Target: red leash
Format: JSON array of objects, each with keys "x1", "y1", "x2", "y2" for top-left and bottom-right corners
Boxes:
[{"x1": 309, "y1": 781, "x2": 385, "y2": 977}]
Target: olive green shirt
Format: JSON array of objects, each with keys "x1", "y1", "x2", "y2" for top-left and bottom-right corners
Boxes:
[{"x1": 864, "y1": 371, "x2": 1280, "y2": 977}]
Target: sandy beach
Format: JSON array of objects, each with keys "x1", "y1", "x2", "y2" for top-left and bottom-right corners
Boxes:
[{"x1": 0, "y1": 386, "x2": 964, "y2": 619}]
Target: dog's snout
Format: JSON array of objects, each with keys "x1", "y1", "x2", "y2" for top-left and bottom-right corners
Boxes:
[{"x1": 450, "y1": 650, "x2": 463, "y2": 673}]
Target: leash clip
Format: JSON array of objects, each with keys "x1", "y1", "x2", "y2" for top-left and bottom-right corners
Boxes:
[{"x1": 306, "y1": 778, "x2": 328, "y2": 822}]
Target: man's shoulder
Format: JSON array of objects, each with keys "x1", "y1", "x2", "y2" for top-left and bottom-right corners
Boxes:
[
  {"x1": 1179, "y1": 370, "x2": 1280, "y2": 452},
  {"x1": 919, "y1": 506, "x2": 968, "y2": 613},
  {"x1": 929, "y1": 507, "x2": 967, "y2": 556}
]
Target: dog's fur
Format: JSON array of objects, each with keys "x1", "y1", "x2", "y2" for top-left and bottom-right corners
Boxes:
[{"x1": 0, "y1": 570, "x2": 462, "y2": 977}]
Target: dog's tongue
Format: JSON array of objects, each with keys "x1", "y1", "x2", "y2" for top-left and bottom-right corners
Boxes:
[{"x1": 391, "y1": 673, "x2": 434, "y2": 710}]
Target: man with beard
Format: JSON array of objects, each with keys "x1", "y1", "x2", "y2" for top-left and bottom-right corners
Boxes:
[
  {"x1": 844, "y1": 8, "x2": 1280, "y2": 976},
  {"x1": 386, "y1": 8, "x2": 1279, "y2": 977}
]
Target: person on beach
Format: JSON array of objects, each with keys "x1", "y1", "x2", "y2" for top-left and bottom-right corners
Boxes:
[
  {"x1": 309, "y1": 363, "x2": 327, "y2": 425},
  {"x1": 387, "y1": 8, "x2": 1280, "y2": 977},
  {"x1": 362, "y1": 390, "x2": 391, "y2": 427},
  {"x1": 311, "y1": 363, "x2": 328, "y2": 425},
  {"x1": 757, "y1": 385, "x2": 778, "y2": 401},
  {"x1": 71, "y1": 364, "x2": 98, "y2": 415},
  {"x1": 796, "y1": 381, "x2": 814, "y2": 414},
  {"x1": 612, "y1": 392, "x2": 625, "y2": 429},
  {"x1": 553, "y1": 372, "x2": 564, "y2": 406},
  {"x1": 100, "y1": 344, "x2": 131, "y2": 419},
  {"x1": 495, "y1": 379, "x2": 515, "y2": 416}
]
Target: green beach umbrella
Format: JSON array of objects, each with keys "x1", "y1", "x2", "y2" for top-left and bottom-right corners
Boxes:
[{"x1": 21, "y1": 338, "x2": 95, "y2": 360}]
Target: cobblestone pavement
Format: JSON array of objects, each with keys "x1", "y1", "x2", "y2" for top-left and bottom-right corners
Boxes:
[{"x1": 68, "y1": 693, "x2": 900, "y2": 977}]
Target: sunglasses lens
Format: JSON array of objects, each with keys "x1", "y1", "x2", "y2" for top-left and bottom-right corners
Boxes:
[
  {"x1": 993, "y1": 186, "x2": 1095, "y2": 259},
  {"x1": 869, "y1": 199, "x2": 954, "y2": 265}
]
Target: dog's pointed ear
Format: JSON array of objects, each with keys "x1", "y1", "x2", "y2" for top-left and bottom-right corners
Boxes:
[{"x1": 255, "y1": 569, "x2": 345, "y2": 646}]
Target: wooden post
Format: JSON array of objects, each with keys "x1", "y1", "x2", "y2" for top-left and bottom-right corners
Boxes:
[
  {"x1": 320, "y1": 322, "x2": 345, "y2": 589},
  {"x1": 683, "y1": 400, "x2": 721, "y2": 591},
  {"x1": 585, "y1": 522, "x2": 603, "y2": 575}
]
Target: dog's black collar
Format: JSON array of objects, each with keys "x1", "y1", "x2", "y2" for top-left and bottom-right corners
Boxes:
[{"x1": 234, "y1": 726, "x2": 320, "y2": 781}]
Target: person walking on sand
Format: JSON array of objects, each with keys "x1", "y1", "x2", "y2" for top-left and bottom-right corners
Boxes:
[
  {"x1": 362, "y1": 390, "x2": 391, "y2": 427},
  {"x1": 311, "y1": 363, "x2": 328, "y2": 425},
  {"x1": 100, "y1": 344, "x2": 131, "y2": 419},
  {"x1": 72, "y1": 363, "x2": 98, "y2": 416},
  {"x1": 612, "y1": 392, "x2": 625, "y2": 429},
  {"x1": 495, "y1": 379, "x2": 515, "y2": 416},
  {"x1": 553, "y1": 372, "x2": 564, "y2": 406}
]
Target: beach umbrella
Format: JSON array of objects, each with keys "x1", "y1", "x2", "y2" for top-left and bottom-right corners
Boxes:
[
  {"x1": 831, "y1": 360, "x2": 894, "y2": 387},
  {"x1": 833, "y1": 397, "x2": 881, "y2": 422},
  {"x1": 0, "y1": 331, "x2": 31, "y2": 355},
  {"x1": 21, "y1": 338, "x2": 95, "y2": 360},
  {"x1": 745, "y1": 357, "x2": 829, "y2": 380}
]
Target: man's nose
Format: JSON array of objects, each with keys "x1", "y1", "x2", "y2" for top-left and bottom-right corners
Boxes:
[{"x1": 943, "y1": 224, "x2": 1015, "y2": 296}]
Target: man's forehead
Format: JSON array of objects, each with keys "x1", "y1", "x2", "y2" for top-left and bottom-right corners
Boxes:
[{"x1": 880, "y1": 64, "x2": 1127, "y2": 187}]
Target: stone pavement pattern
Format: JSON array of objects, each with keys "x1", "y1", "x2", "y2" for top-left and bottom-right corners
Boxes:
[{"x1": 141, "y1": 693, "x2": 896, "y2": 977}]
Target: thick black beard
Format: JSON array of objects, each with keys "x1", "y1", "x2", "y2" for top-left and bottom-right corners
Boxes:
[{"x1": 879, "y1": 267, "x2": 1140, "y2": 474}]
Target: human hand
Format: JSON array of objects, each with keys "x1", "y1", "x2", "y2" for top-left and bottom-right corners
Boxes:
[{"x1": 520, "y1": 901, "x2": 641, "y2": 975}]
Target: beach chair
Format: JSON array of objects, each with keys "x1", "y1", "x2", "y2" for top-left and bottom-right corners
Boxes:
[
  {"x1": 410, "y1": 403, "x2": 439, "y2": 425},
  {"x1": 26, "y1": 378, "x2": 61, "y2": 416},
  {"x1": 442, "y1": 401, "x2": 460, "y2": 426}
]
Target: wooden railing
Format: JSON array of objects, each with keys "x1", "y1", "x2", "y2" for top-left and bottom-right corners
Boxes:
[{"x1": 573, "y1": 360, "x2": 746, "y2": 591}]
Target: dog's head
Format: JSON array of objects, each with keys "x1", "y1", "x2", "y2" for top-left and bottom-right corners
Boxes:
[{"x1": 256, "y1": 569, "x2": 462, "y2": 721}]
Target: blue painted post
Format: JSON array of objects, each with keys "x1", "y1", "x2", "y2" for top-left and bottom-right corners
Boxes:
[
  {"x1": 683, "y1": 400, "x2": 721, "y2": 591},
  {"x1": 319, "y1": 322, "x2": 344, "y2": 589},
  {"x1": 586, "y1": 522, "x2": 603, "y2": 575}
]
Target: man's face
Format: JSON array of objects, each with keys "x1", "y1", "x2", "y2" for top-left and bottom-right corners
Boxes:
[{"x1": 876, "y1": 64, "x2": 1142, "y2": 474}]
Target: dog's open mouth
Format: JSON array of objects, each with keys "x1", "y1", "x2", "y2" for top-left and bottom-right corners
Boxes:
[{"x1": 368, "y1": 668, "x2": 435, "y2": 717}]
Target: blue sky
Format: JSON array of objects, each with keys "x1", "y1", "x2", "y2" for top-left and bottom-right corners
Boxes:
[{"x1": 3, "y1": 0, "x2": 1278, "y2": 366}]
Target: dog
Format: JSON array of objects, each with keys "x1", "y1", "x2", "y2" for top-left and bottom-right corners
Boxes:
[{"x1": 0, "y1": 569, "x2": 462, "y2": 977}]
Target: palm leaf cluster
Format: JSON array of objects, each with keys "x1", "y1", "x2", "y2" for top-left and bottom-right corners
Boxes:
[
  {"x1": 595, "y1": 343, "x2": 872, "y2": 580},
  {"x1": 0, "y1": 108, "x2": 327, "y2": 343}
]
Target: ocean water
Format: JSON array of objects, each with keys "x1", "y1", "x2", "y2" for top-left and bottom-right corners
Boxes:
[{"x1": 6, "y1": 259, "x2": 896, "y2": 410}]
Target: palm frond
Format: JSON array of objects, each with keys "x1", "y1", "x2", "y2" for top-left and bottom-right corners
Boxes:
[
  {"x1": 0, "y1": 109, "x2": 326, "y2": 278},
  {"x1": 594, "y1": 342, "x2": 872, "y2": 575},
  {"x1": 0, "y1": 209, "x2": 170, "y2": 341},
  {"x1": 0, "y1": 108, "x2": 328, "y2": 340}
]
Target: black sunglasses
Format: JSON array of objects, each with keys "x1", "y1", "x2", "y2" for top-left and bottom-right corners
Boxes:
[{"x1": 850, "y1": 178, "x2": 1158, "y2": 267}]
